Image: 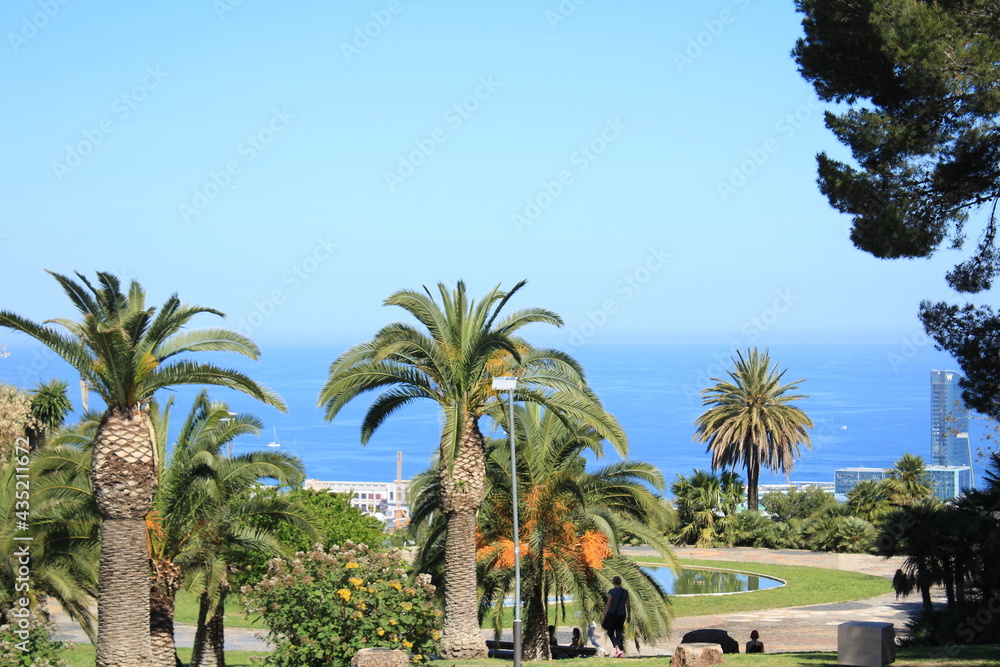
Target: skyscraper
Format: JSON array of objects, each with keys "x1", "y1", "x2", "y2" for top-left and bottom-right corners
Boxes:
[{"x1": 931, "y1": 370, "x2": 974, "y2": 490}]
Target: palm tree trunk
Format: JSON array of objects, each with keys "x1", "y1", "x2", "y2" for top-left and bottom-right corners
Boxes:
[
  {"x1": 150, "y1": 560, "x2": 183, "y2": 667},
  {"x1": 191, "y1": 593, "x2": 211, "y2": 667},
  {"x1": 522, "y1": 574, "x2": 550, "y2": 661},
  {"x1": 747, "y1": 453, "x2": 760, "y2": 512},
  {"x1": 93, "y1": 409, "x2": 159, "y2": 667},
  {"x1": 438, "y1": 417, "x2": 488, "y2": 660},
  {"x1": 96, "y1": 519, "x2": 154, "y2": 667}
]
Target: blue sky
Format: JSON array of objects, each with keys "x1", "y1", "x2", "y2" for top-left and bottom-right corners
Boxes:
[{"x1": 1, "y1": 0, "x2": 965, "y2": 352}]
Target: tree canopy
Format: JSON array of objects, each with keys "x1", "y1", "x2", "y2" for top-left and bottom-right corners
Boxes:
[{"x1": 794, "y1": 0, "x2": 1000, "y2": 417}]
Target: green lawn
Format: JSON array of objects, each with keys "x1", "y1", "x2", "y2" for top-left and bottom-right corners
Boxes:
[
  {"x1": 433, "y1": 645, "x2": 1000, "y2": 667},
  {"x1": 62, "y1": 644, "x2": 268, "y2": 667},
  {"x1": 172, "y1": 589, "x2": 264, "y2": 629},
  {"x1": 667, "y1": 558, "x2": 892, "y2": 618}
]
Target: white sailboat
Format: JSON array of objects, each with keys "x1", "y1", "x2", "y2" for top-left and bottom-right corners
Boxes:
[{"x1": 267, "y1": 428, "x2": 281, "y2": 447}]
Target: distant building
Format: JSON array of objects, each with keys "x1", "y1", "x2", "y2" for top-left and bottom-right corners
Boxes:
[
  {"x1": 833, "y1": 465, "x2": 972, "y2": 502},
  {"x1": 834, "y1": 468, "x2": 888, "y2": 496},
  {"x1": 926, "y1": 465, "x2": 973, "y2": 501},
  {"x1": 931, "y1": 370, "x2": 974, "y2": 490},
  {"x1": 304, "y1": 478, "x2": 411, "y2": 525},
  {"x1": 758, "y1": 481, "x2": 835, "y2": 495}
]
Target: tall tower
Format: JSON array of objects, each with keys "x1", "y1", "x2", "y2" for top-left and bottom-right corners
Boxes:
[{"x1": 931, "y1": 370, "x2": 973, "y2": 489}]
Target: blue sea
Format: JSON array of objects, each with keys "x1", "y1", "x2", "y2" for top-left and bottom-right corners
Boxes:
[{"x1": 0, "y1": 342, "x2": 986, "y2": 490}]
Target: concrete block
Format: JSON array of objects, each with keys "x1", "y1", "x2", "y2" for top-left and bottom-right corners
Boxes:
[
  {"x1": 837, "y1": 621, "x2": 895, "y2": 667},
  {"x1": 671, "y1": 642, "x2": 725, "y2": 667},
  {"x1": 350, "y1": 647, "x2": 409, "y2": 667}
]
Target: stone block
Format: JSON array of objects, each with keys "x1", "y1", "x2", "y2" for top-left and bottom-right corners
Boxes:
[
  {"x1": 680, "y1": 629, "x2": 740, "y2": 653},
  {"x1": 837, "y1": 621, "x2": 895, "y2": 667},
  {"x1": 350, "y1": 647, "x2": 409, "y2": 667},
  {"x1": 671, "y1": 642, "x2": 725, "y2": 667}
]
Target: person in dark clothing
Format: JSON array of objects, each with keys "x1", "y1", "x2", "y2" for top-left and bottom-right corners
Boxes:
[
  {"x1": 746, "y1": 629, "x2": 764, "y2": 653},
  {"x1": 602, "y1": 576, "x2": 630, "y2": 657}
]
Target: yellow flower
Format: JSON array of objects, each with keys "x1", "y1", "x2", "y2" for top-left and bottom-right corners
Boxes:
[
  {"x1": 349, "y1": 577, "x2": 363, "y2": 588},
  {"x1": 336, "y1": 588, "x2": 351, "y2": 602},
  {"x1": 388, "y1": 618, "x2": 397, "y2": 625},
  {"x1": 390, "y1": 581, "x2": 402, "y2": 590},
  {"x1": 345, "y1": 562, "x2": 360, "y2": 569},
  {"x1": 402, "y1": 640, "x2": 413, "y2": 649},
  {"x1": 401, "y1": 602, "x2": 413, "y2": 611},
  {"x1": 377, "y1": 628, "x2": 385, "y2": 636},
  {"x1": 432, "y1": 630, "x2": 440, "y2": 640}
]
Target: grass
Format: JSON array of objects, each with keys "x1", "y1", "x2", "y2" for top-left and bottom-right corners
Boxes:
[
  {"x1": 172, "y1": 589, "x2": 264, "y2": 629},
  {"x1": 61, "y1": 644, "x2": 269, "y2": 667},
  {"x1": 667, "y1": 558, "x2": 892, "y2": 618},
  {"x1": 504, "y1": 558, "x2": 892, "y2": 627},
  {"x1": 431, "y1": 645, "x2": 1000, "y2": 666}
]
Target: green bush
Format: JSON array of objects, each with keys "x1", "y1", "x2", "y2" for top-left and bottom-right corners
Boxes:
[
  {"x1": 242, "y1": 541, "x2": 440, "y2": 666},
  {"x1": 0, "y1": 608, "x2": 67, "y2": 667}
]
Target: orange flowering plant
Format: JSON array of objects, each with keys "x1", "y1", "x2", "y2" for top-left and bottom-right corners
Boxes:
[{"x1": 242, "y1": 541, "x2": 440, "y2": 665}]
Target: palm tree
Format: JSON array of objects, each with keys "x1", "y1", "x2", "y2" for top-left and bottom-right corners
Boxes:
[
  {"x1": 846, "y1": 479, "x2": 891, "y2": 524},
  {"x1": 1, "y1": 441, "x2": 99, "y2": 639},
  {"x1": 152, "y1": 392, "x2": 309, "y2": 667},
  {"x1": 884, "y1": 453, "x2": 935, "y2": 507},
  {"x1": 694, "y1": 349, "x2": 813, "y2": 512},
  {"x1": 472, "y1": 405, "x2": 675, "y2": 659},
  {"x1": 318, "y1": 281, "x2": 627, "y2": 659},
  {"x1": 670, "y1": 470, "x2": 743, "y2": 547},
  {"x1": 27, "y1": 379, "x2": 73, "y2": 450},
  {"x1": 0, "y1": 271, "x2": 285, "y2": 667}
]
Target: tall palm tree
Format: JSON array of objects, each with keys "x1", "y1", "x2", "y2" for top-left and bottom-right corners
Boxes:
[
  {"x1": 318, "y1": 281, "x2": 627, "y2": 659},
  {"x1": 694, "y1": 349, "x2": 813, "y2": 512},
  {"x1": 152, "y1": 392, "x2": 310, "y2": 667},
  {"x1": 472, "y1": 405, "x2": 674, "y2": 659},
  {"x1": 884, "y1": 453, "x2": 935, "y2": 507},
  {"x1": 0, "y1": 271, "x2": 285, "y2": 667}
]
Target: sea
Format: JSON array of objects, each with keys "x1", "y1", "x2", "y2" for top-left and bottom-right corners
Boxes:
[{"x1": 1, "y1": 341, "x2": 987, "y2": 491}]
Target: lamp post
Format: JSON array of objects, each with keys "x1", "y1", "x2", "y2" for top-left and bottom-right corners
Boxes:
[
  {"x1": 492, "y1": 376, "x2": 521, "y2": 667},
  {"x1": 220, "y1": 411, "x2": 237, "y2": 459}
]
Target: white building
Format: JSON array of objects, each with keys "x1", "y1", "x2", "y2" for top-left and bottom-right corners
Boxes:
[{"x1": 304, "y1": 478, "x2": 411, "y2": 525}]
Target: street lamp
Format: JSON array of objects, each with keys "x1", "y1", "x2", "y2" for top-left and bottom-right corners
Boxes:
[
  {"x1": 220, "y1": 411, "x2": 237, "y2": 459},
  {"x1": 492, "y1": 376, "x2": 521, "y2": 667}
]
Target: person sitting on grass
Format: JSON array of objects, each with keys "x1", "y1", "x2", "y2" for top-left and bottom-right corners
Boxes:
[{"x1": 746, "y1": 629, "x2": 764, "y2": 654}]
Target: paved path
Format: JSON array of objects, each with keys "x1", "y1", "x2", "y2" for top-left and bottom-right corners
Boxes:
[{"x1": 51, "y1": 547, "x2": 933, "y2": 656}]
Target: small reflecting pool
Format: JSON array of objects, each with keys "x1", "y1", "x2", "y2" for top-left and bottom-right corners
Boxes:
[{"x1": 642, "y1": 566, "x2": 784, "y2": 596}]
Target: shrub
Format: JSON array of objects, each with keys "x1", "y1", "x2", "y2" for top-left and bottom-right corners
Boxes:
[
  {"x1": 0, "y1": 608, "x2": 67, "y2": 667},
  {"x1": 243, "y1": 541, "x2": 440, "y2": 666}
]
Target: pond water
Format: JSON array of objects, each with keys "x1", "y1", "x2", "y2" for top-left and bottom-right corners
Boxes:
[{"x1": 643, "y1": 566, "x2": 784, "y2": 596}]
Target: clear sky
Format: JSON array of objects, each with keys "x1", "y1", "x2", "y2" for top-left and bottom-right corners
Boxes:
[{"x1": 1, "y1": 0, "x2": 966, "y2": 351}]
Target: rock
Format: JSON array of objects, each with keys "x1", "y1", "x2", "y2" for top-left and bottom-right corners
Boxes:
[
  {"x1": 350, "y1": 647, "x2": 409, "y2": 667},
  {"x1": 680, "y1": 629, "x2": 740, "y2": 654},
  {"x1": 671, "y1": 642, "x2": 725, "y2": 667}
]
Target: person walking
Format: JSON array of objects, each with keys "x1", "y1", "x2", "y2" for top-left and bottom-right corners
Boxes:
[
  {"x1": 602, "y1": 576, "x2": 630, "y2": 657},
  {"x1": 587, "y1": 620, "x2": 608, "y2": 657}
]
